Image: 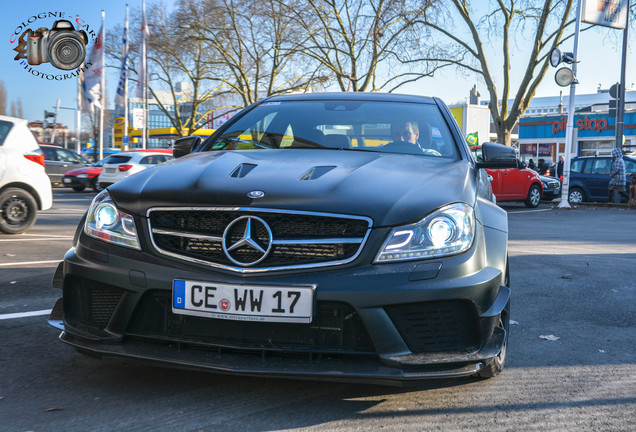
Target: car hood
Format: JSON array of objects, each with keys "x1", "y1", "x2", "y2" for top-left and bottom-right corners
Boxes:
[
  {"x1": 108, "y1": 149, "x2": 477, "y2": 227},
  {"x1": 65, "y1": 166, "x2": 101, "y2": 176}
]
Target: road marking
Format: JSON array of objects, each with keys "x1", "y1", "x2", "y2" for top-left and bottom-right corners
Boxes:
[
  {"x1": 0, "y1": 237, "x2": 73, "y2": 242},
  {"x1": 17, "y1": 233, "x2": 73, "y2": 238},
  {"x1": 0, "y1": 309, "x2": 52, "y2": 320},
  {"x1": 0, "y1": 260, "x2": 61, "y2": 267}
]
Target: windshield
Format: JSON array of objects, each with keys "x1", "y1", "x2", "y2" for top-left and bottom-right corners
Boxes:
[{"x1": 203, "y1": 100, "x2": 459, "y2": 158}]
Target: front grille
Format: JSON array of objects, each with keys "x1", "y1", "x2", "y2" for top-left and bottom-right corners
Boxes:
[
  {"x1": 63, "y1": 276, "x2": 125, "y2": 330},
  {"x1": 385, "y1": 301, "x2": 479, "y2": 355},
  {"x1": 147, "y1": 208, "x2": 371, "y2": 271},
  {"x1": 126, "y1": 290, "x2": 376, "y2": 354}
]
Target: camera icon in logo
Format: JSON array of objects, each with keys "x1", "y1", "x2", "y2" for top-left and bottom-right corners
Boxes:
[{"x1": 27, "y1": 20, "x2": 88, "y2": 71}]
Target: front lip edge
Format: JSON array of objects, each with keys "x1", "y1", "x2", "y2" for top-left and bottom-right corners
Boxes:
[{"x1": 57, "y1": 330, "x2": 485, "y2": 384}]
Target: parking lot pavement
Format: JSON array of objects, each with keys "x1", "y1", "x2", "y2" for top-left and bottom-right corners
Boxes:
[{"x1": 0, "y1": 193, "x2": 635, "y2": 431}]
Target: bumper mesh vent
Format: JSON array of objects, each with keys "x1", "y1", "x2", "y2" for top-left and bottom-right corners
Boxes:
[
  {"x1": 63, "y1": 276, "x2": 125, "y2": 330},
  {"x1": 385, "y1": 300, "x2": 479, "y2": 354}
]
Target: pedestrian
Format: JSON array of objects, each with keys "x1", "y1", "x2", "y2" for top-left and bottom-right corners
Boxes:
[
  {"x1": 537, "y1": 159, "x2": 547, "y2": 175},
  {"x1": 528, "y1": 158, "x2": 536, "y2": 170},
  {"x1": 556, "y1": 156, "x2": 564, "y2": 181},
  {"x1": 609, "y1": 148, "x2": 627, "y2": 203}
]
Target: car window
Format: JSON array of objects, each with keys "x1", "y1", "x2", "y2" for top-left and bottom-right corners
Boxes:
[
  {"x1": 625, "y1": 159, "x2": 636, "y2": 174},
  {"x1": 0, "y1": 120, "x2": 13, "y2": 146},
  {"x1": 204, "y1": 100, "x2": 460, "y2": 159},
  {"x1": 41, "y1": 146, "x2": 57, "y2": 161},
  {"x1": 570, "y1": 159, "x2": 584, "y2": 173},
  {"x1": 139, "y1": 155, "x2": 170, "y2": 164},
  {"x1": 590, "y1": 158, "x2": 611, "y2": 174},
  {"x1": 105, "y1": 155, "x2": 132, "y2": 164},
  {"x1": 56, "y1": 148, "x2": 81, "y2": 163}
]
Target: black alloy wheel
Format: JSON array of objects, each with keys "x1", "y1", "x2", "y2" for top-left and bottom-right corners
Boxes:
[{"x1": 0, "y1": 188, "x2": 38, "y2": 234}]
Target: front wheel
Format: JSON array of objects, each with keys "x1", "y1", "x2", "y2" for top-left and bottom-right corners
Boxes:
[
  {"x1": 92, "y1": 177, "x2": 104, "y2": 193},
  {"x1": 524, "y1": 184, "x2": 541, "y2": 208},
  {"x1": 568, "y1": 188, "x2": 585, "y2": 203},
  {"x1": 72, "y1": 186, "x2": 85, "y2": 192},
  {"x1": 0, "y1": 188, "x2": 39, "y2": 234}
]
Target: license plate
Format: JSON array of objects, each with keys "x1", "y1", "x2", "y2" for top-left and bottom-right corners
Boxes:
[
  {"x1": 63, "y1": 178, "x2": 71, "y2": 184},
  {"x1": 105, "y1": 168, "x2": 116, "y2": 174},
  {"x1": 172, "y1": 280, "x2": 314, "y2": 323}
]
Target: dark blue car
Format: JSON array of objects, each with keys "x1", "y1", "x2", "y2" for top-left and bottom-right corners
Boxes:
[{"x1": 568, "y1": 154, "x2": 636, "y2": 203}]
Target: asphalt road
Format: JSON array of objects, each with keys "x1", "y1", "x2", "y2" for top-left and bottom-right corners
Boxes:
[{"x1": 1, "y1": 189, "x2": 635, "y2": 431}]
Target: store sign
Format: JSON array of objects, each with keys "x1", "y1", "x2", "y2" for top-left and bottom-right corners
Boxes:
[
  {"x1": 552, "y1": 116, "x2": 609, "y2": 135},
  {"x1": 582, "y1": 0, "x2": 628, "y2": 29}
]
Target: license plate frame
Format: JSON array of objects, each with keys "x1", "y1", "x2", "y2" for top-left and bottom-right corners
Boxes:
[{"x1": 172, "y1": 279, "x2": 315, "y2": 323}]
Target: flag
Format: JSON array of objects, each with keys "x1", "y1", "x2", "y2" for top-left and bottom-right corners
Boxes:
[
  {"x1": 136, "y1": 0, "x2": 150, "y2": 98},
  {"x1": 466, "y1": 132, "x2": 479, "y2": 146},
  {"x1": 81, "y1": 26, "x2": 103, "y2": 113},
  {"x1": 115, "y1": 10, "x2": 129, "y2": 107}
]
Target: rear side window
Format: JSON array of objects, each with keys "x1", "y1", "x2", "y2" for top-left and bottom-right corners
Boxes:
[
  {"x1": 625, "y1": 159, "x2": 636, "y2": 174},
  {"x1": 590, "y1": 158, "x2": 611, "y2": 174},
  {"x1": 0, "y1": 121, "x2": 13, "y2": 146},
  {"x1": 570, "y1": 159, "x2": 584, "y2": 173}
]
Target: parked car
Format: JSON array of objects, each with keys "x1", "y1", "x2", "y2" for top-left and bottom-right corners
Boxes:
[
  {"x1": 49, "y1": 93, "x2": 517, "y2": 384},
  {"x1": 539, "y1": 175, "x2": 561, "y2": 201},
  {"x1": 568, "y1": 154, "x2": 636, "y2": 203},
  {"x1": 471, "y1": 146, "x2": 544, "y2": 207},
  {"x1": 0, "y1": 115, "x2": 52, "y2": 234},
  {"x1": 62, "y1": 157, "x2": 112, "y2": 192},
  {"x1": 97, "y1": 150, "x2": 174, "y2": 189},
  {"x1": 38, "y1": 143, "x2": 92, "y2": 186}
]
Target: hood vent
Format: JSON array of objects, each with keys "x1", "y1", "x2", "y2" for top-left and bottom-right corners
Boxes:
[
  {"x1": 299, "y1": 165, "x2": 336, "y2": 181},
  {"x1": 230, "y1": 163, "x2": 257, "y2": 178}
]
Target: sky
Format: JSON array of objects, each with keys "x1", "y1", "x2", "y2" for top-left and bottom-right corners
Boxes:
[{"x1": 1, "y1": 0, "x2": 635, "y2": 130}]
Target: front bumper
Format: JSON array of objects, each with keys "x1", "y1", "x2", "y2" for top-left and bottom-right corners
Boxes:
[
  {"x1": 62, "y1": 176, "x2": 94, "y2": 189},
  {"x1": 50, "y1": 221, "x2": 510, "y2": 384}
]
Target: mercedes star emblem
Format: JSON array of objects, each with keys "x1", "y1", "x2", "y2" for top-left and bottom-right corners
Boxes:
[{"x1": 222, "y1": 215, "x2": 273, "y2": 266}]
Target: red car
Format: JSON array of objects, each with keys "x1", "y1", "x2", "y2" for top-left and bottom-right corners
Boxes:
[
  {"x1": 62, "y1": 158, "x2": 108, "y2": 192},
  {"x1": 471, "y1": 146, "x2": 543, "y2": 208}
]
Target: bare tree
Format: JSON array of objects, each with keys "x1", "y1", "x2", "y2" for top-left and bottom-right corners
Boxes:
[
  {"x1": 0, "y1": 81, "x2": 7, "y2": 115},
  {"x1": 279, "y1": 0, "x2": 442, "y2": 92},
  {"x1": 17, "y1": 98, "x2": 23, "y2": 119},
  {"x1": 418, "y1": 0, "x2": 576, "y2": 146},
  {"x1": 180, "y1": 0, "x2": 329, "y2": 108}
]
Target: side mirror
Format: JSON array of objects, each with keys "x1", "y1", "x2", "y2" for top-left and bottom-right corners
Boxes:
[
  {"x1": 173, "y1": 136, "x2": 202, "y2": 158},
  {"x1": 476, "y1": 142, "x2": 518, "y2": 169}
]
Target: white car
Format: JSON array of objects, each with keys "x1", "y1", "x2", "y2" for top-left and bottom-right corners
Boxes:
[
  {"x1": 0, "y1": 115, "x2": 53, "y2": 234},
  {"x1": 97, "y1": 150, "x2": 174, "y2": 189}
]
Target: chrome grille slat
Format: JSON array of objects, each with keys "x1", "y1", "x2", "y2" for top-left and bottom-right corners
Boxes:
[{"x1": 147, "y1": 207, "x2": 372, "y2": 273}]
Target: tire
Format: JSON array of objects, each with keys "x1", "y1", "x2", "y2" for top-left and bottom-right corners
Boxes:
[
  {"x1": 92, "y1": 177, "x2": 104, "y2": 193},
  {"x1": 568, "y1": 188, "x2": 585, "y2": 203},
  {"x1": 72, "y1": 186, "x2": 85, "y2": 192},
  {"x1": 478, "y1": 261, "x2": 510, "y2": 379},
  {"x1": 0, "y1": 188, "x2": 39, "y2": 234},
  {"x1": 524, "y1": 184, "x2": 541, "y2": 208}
]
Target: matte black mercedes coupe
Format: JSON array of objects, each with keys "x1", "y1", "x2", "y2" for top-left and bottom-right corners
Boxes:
[{"x1": 49, "y1": 92, "x2": 517, "y2": 384}]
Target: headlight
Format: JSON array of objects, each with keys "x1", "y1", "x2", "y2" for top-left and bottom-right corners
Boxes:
[
  {"x1": 84, "y1": 190, "x2": 140, "y2": 249},
  {"x1": 375, "y1": 202, "x2": 474, "y2": 263},
  {"x1": 77, "y1": 173, "x2": 89, "y2": 178}
]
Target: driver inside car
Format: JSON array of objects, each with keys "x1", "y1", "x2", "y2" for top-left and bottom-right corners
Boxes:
[{"x1": 385, "y1": 121, "x2": 441, "y2": 156}]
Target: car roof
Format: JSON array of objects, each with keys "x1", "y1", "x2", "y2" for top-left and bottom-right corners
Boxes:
[{"x1": 264, "y1": 92, "x2": 437, "y2": 104}]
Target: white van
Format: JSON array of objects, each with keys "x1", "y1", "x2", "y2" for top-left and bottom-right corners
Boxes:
[{"x1": 0, "y1": 115, "x2": 53, "y2": 234}]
